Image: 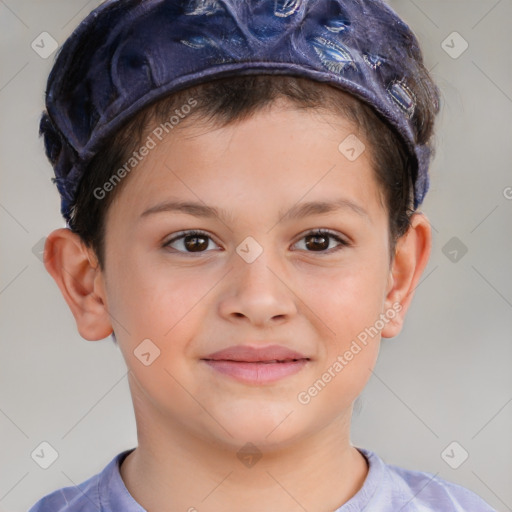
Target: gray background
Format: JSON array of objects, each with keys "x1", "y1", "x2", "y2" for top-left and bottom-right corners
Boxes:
[{"x1": 1, "y1": 1, "x2": 511, "y2": 511}]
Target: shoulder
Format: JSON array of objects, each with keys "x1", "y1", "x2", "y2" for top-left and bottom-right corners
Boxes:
[
  {"x1": 27, "y1": 450, "x2": 129, "y2": 512},
  {"x1": 27, "y1": 476, "x2": 100, "y2": 512},
  {"x1": 358, "y1": 448, "x2": 497, "y2": 511},
  {"x1": 384, "y1": 459, "x2": 497, "y2": 511}
]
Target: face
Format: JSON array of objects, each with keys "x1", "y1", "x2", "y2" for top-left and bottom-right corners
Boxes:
[{"x1": 99, "y1": 99, "x2": 396, "y2": 451}]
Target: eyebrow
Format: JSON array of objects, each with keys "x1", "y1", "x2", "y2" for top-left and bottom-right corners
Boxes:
[{"x1": 139, "y1": 197, "x2": 369, "y2": 224}]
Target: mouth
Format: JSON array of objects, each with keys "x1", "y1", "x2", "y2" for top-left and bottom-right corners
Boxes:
[
  {"x1": 202, "y1": 357, "x2": 309, "y2": 363},
  {"x1": 201, "y1": 345, "x2": 311, "y2": 384}
]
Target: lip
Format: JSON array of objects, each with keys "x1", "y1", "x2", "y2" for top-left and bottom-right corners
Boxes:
[
  {"x1": 204, "y1": 344, "x2": 309, "y2": 362},
  {"x1": 201, "y1": 344, "x2": 311, "y2": 385}
]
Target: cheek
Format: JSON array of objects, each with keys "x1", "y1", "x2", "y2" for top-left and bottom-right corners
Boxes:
[
  {"x1": 107, "y1": 259, "x2": 217, "y2": 425},
  {"x1": 294, "y1": 272, "x2": 383, "y2": 420},
  {"x1": 296, "y1": 250, "x2": 388, "y2": 392},
  {"x1": 107, "y1": 248, "x2": 217, "y2": 340},
  {"x1": 303, "y1": 252, "x2": 390, "y2": 341}
]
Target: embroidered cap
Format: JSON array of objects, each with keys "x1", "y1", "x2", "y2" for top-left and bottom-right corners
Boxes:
[{"x1": 40, "y1": 0, "x2": 438, "y2": 225}]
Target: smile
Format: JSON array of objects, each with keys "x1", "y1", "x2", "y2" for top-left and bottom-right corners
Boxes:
[{"x1": 201, "y1": 358, "x2": 310, "y2": 384}]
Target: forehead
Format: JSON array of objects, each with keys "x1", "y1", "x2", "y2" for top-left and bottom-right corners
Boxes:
[{"x1": 107, "y1": 102, "x2": 385, "y2": 228}]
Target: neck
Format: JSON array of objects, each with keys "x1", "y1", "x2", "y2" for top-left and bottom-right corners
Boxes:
[{"x1": 120, "y1": 379, "x2": 368, "y2": 512}]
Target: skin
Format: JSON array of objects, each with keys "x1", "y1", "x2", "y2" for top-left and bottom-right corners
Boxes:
[{"x1": 44, "y1": 98, "x2": 431, "y2": 512}]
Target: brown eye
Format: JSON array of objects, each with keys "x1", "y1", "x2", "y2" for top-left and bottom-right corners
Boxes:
[
  {"x1": 164, "y1": 230, "x2": 218, "y2": 253},
  {"x1": 294, "y1": 229, "x2": 348, "y2": 253},
  {"x1": 305, "y1": 232, "x2": 329, "y2": 251},
  {"x1": 183, "y1": 234, "x2": 209, "y2": 252}
]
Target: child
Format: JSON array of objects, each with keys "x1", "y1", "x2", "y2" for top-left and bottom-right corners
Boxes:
[{"x1": 29, "y1": 0, "x2": 496, "y2": 510}]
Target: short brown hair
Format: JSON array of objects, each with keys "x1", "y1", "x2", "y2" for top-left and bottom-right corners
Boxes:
[{"x1": 69, "y1": 73, "x2": 440, "y2": 270}]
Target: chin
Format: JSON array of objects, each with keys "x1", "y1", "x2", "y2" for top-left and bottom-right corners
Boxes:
[{"x1": 204, "y1": 402, "x2": 308, "y2": 452}]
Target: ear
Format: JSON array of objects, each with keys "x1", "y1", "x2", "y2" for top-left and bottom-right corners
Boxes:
[
  {"x1": 43, "y1": 228, "x2": 113, "y2": 341},
  {"x1": 381, "y1": 212, "x2": 432, "y2": 338}
]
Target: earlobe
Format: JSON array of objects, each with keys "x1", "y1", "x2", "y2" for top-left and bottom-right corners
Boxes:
[
  {"x1": 381, "y1": 212, "x2": 432, "y2": 339},
  {"x1": 44, "y1": 228, "x2": 113, "y2": 341}
]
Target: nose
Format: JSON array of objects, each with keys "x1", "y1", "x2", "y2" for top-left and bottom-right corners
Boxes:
[{"x1": 218, "y1": 246, "x2": 298, "y2": 327}]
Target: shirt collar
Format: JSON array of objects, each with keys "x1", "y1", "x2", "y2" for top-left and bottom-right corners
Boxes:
[{"x1": 99, "y1": 446, "x2": 382, "y2": 511}]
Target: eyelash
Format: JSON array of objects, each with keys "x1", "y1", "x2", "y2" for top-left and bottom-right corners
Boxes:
[{"x1": 163, "y1": 229, "x2": 349, "y2": 255}]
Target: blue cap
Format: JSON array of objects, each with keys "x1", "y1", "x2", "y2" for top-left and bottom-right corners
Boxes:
[{"x1": 40, "y1": 0, "x2": 437, "y2": 224}]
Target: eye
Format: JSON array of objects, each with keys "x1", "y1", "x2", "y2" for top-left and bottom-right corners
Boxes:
[
  {"x1": 163, "y1": 228, "x2": 349, "y2": 255},
  {"x1": 293, "y1": 229, "x2": 349, "y2": 253},
  {"x1": 163, "y1": 230, "x2": 220, "y2": 254}
]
